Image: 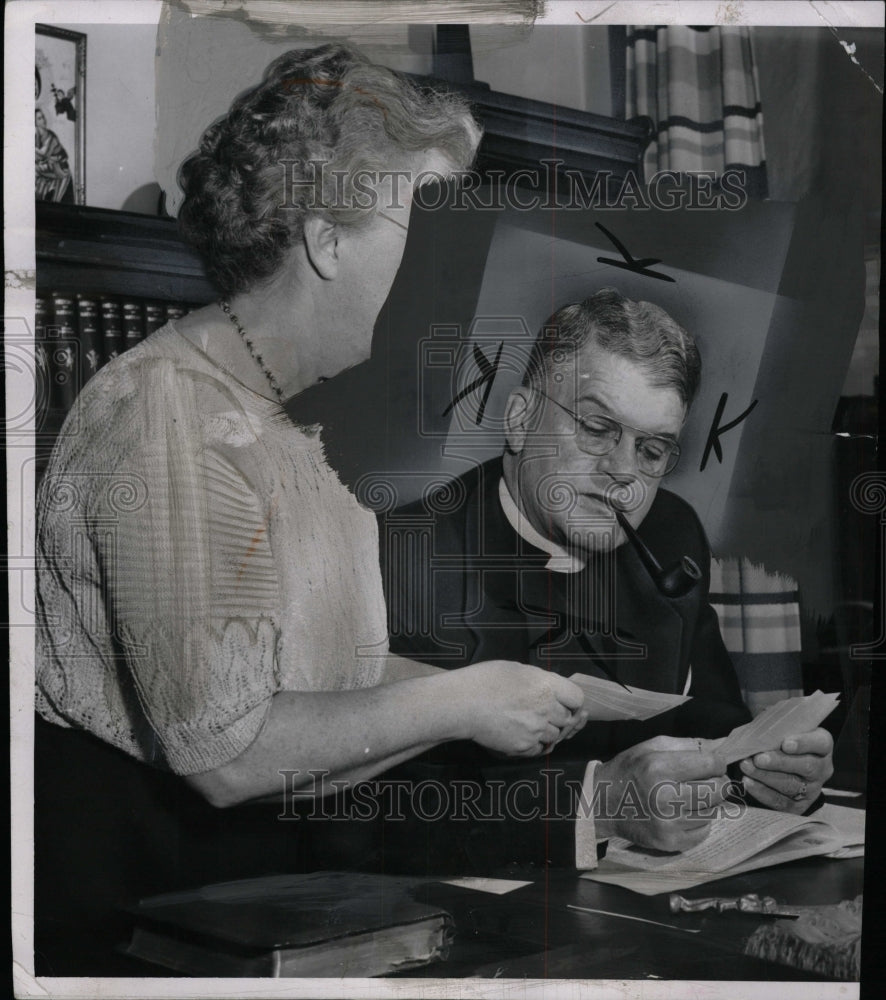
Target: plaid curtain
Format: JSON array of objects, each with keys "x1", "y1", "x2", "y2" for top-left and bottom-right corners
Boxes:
[
  {"x1": 627, "y1": 25, "x2": 767, "y2": 196},
  {"x1": 709, "y1": 557, "x2": 804, "y2": 717}
]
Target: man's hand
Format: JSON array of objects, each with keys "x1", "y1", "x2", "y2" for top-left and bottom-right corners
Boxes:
[
  {"x1": 738, "y1": 727, "x2": 834, "y2": 814},
  {"x1": 593, "y1": 736, "x2": 729, "y2": 852}
]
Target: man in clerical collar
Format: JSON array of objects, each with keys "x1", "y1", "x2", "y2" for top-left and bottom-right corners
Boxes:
[{"x1": 376, "y1": 288, "x2": 833, "y2": 871}]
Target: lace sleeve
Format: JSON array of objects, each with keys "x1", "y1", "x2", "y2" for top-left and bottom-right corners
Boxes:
[{"x1": 39, "y1": 355, "x2": 283, "y2": 774}]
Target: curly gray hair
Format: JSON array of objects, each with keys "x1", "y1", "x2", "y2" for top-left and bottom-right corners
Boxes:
[{"x1": 178, "y1": 43, "x2": 481, "y2": 297}]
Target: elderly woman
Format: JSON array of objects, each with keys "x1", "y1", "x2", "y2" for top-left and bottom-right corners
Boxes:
[{"x1": 35, "y1": 44, "x2": 584, "y2": 974}]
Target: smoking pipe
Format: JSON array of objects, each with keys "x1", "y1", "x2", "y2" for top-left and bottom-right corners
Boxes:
[{"x1": 613, "y1": 508, "x2": 702, "y2": 599}]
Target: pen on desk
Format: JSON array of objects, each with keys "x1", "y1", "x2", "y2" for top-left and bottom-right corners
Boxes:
[{"x1": 567, "y1": 904, "x2": 701, "y2": 934}]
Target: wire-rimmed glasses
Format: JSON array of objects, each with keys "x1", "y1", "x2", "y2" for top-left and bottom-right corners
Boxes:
[{"x1": 533, "y1": 390, "x2": 681, "y2": 478}]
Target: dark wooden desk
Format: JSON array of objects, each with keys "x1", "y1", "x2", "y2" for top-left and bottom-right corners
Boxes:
[
  {"x1": 403, "y1": 854, "x2": 865, "y2": 980},
  {"x1": 107, "y1": 854, "x2": 863, "y2": 980}
]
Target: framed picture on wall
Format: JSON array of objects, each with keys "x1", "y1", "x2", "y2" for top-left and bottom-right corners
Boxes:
[{"x1": 35, "y1": 23, "x2": 85, "y2": 204}]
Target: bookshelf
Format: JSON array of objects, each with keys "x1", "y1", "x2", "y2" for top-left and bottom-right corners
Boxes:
[{"x1": 34, "y1": 203, "x2": 214, "y2": 473}]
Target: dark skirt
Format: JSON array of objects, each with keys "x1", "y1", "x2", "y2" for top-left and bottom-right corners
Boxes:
[{"x1": 33, "y1": 714, "x2": 314, "y2": 976}]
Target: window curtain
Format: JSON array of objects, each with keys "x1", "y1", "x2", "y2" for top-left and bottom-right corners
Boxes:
[
  {"x1": 709, "y1": 557, "x2": 804, "y2": 717},
  {"x1": 626, "y1": 25, "x2": 768, "y2": 197}
]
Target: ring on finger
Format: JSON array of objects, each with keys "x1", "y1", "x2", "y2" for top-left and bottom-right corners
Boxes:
[{"x1": 792, "y1": 780, "x2": 808, "y2": 801}]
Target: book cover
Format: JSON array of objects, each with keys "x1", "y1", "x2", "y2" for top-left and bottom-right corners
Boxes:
[
  {"x1": 76, "y1": 293, "x2": 102, "y2": 388},
  {"x1": 165, "y1": 302, "x2": 188, "y2": 323},
  {"x1": 144, "y1": 301, "x2": 167, "y2": 337},
  {"x1": 34, "y1": 293, "x2": 52, "y2": 430},
  {"x1": 123, "y1": 871, "x2": 454, "y2": 978},
  {"x1": 121, "y1": 298, "x2": 143, "y2": 351},
  {"x1": 101, "y1": 296, "x2": 125, "y2": 364},
  {"x1": 48, "y1": 290, "x2": 78, "y2": 414}
]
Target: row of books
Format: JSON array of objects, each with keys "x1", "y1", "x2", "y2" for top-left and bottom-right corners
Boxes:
[{"x1": 36, "y1": 291, "x2": 197, "y2": 416}]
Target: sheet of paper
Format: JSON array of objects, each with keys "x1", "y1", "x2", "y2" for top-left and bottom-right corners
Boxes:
[
  {"x1": 816, "y1": 803, "x2": 865, "y2": 847},
  {"x1": 825, "y1": 846, "x2": 865, "y2": 860},
  {"x1": 569, "y1": 673, "x2": 691, "y2": 721},
  {"x1": 582, "y1": 804, "x2": 860, "y2": 895},
  {"x1": 712, "y1": 690, "x2": 840, "y2": 764},
  {"x1": 438, "y1": 877, "x2": 532, "y2": 895},
  {"x1": 601, "y1": 807, "x2": 835, "y2": 875},
  {"x1": 584, "y1": 824, "x2": 848, "y2": 895}
]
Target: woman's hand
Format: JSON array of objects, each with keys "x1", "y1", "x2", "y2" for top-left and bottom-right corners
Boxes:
[
  {"x1": 448, "y1": 661, "x2": 587, "y2": 757},
  {"x1": 184, "y1": 665, "x2": 585, "y2": 807}
]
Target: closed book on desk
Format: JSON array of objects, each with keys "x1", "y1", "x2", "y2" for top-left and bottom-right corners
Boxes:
[{"x1": 122, "y1": 871, "x2": 454, "y2": 977}]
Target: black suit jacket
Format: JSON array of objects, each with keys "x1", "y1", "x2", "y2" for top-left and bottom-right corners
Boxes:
[
  {"x1": 363, "y1": 458, "x2": 751, "y2": 873},
  {"x1": 382, "y1": 458, "x2": 749, "y2": 752}
]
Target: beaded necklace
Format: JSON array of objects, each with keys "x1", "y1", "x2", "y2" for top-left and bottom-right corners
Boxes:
[{"x1": 219, "y1": 299, "x2": 285, "y2": 402}]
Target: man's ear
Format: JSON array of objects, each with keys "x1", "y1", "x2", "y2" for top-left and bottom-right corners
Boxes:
[
  {"x1": 504, "y1": 387, "x2": 533, "y2": 455},
  {"x1": 303, "y1": 214, "x2": 339, "y2": 280}
]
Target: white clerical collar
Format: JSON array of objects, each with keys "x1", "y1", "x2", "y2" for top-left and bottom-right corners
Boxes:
[{"x1": 498, "y1": 477, "x2": 586, "y2": 574}]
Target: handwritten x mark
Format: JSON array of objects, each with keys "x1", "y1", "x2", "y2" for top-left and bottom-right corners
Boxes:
[
  {"x1": 595, "y1": 223, "x2": 675, "y2": 283},
  {"x1": 442, "y1": 341, "x2": 505, "y2": 425}
]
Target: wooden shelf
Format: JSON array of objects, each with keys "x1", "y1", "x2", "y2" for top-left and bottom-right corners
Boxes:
[
  {"x1": 408, "y1": 76, "x2": 650, "y2": 188},
  {"x1": 36, "y1": 201, "x2": 215, "y2": 304},
  {"x1": 35, "y1": 88, "x2": 647, "y2": 300},
  {"x1": 464, "y1": 82, "x2": 650, "y2": 184}
]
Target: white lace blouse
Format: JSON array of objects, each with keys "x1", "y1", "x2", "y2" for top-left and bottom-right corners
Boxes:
[{"x1": 36, "y1": 324, "x2": 387, "y2": 775}]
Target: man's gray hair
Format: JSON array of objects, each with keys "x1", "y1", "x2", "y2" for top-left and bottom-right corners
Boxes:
[{"x1": 522, "y1": 287, "x2": 702, "y2": 406}]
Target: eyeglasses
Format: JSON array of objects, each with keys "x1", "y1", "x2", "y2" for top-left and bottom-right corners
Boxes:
[
  {"x1": 377, "y1": 211, "x2": 410, "y2": 233},
  {"x1": 533, "y1": 390, "x2": 681, "y2": 477}
]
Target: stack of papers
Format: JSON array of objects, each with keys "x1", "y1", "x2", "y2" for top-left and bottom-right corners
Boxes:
[{"x1": 583, "y1": 802, "x2": 864, "y2": 895}]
